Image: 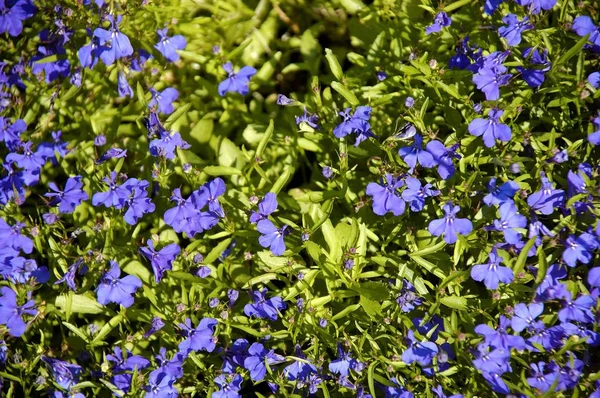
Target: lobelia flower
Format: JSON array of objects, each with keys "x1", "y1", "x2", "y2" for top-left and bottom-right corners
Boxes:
[
  {"x1": 517, "y1": 48, "x2": 552, "y2": 88},
  {"x1": 402, "y1": 330, "x2": 438, "y2": 367},
  {"x1": 527, "y1": 173, "x2": 565, "y2": 215},
  {"x1": 329, "y1": 344, "x2": 364, "y2": 377},
  {"x1": 6, "y1": 142, "x2": 46, "y2": 171},
  {"x1": 333, "y1": 106, "x2": 375, "y2": 146},
  {"x1": 277, "y1": 94, "x2": 296, "y2": 106},
  {"x1": 472, "y1": 57, "x2": 512, "y2": 100},
  {"x1": 548, "y1": 148, "x2": 569, "y2": 164},
  {"x1": 37, "y1": 130, "x2": 69, "y2": 164},
  {"x1": 139, "y1": 239, "x2": 181, "y2": 283},
  {"x1": 381, "y1": 377, "x2": 413, "y2": 398},
  {"x1": 149, "y1": 129, "x2": 190, "y2": 160},
  {"x1": 295, "y1": 108, "x2": 320, "y2": 130},
  {"x1": 96, "y1": 260, "x2": 142, "y2": 308},
  {"x1": 432, "y1": 385, "x2": 463, "y2": 398},
  {"x1": 572, "y1": 16, "x2": 600, "y2": 46},
  {"x1": 218, "y1": 62, "x2": 257, "y2": 96},
  {"x1": 0, "y1": 286, "x2": 37, "y2": 337},
  {"x1": 588, "y1": 267, "x2": 600, "y2": 287},
  {"x1": 243, "y1": 343, "x2": 285, "y2": 381},
  {"x1": 587, "y1": 113, "x2": 600, "y2": 146},
  {"x1": 484, "y1": 178, "x2": 519, "y2": 206},
  {"x1": 589, "y1": 71, "x2": 600, "y2": 88},
  {"x1": 515, "y1": 0, "x2": 556, "y2": 14},
  {"x1": 490, "y1": 202, "x2": 527, "y2": 244},
  {"x1": 154, "y1": 348, "x2": 186, "y2": 381},
  {"x1": 144, "y1": 316, "x2": 166, "y2": 338},
  {"x1": 93, "y1": 15, "x2": 133, "y2": 66},
  {"x1": 120, "y1": 181, "x2": 156, "y2": 225},
  {"x1": 0, "y1": 219, "x2": 33, "y2": 253},
  {"x1": 222, "y1": 338, "x2": 249, "y2": 374},
  {"x1": 257, "y1": 219, "x2": 291, "y2": 256},
  {"x1": 195, "y1": 177, "x2": 226, "y2": 217},
  {"x1": 149, "y1": 87, "x2": 178, "y2": 115},
  {"x1": 425, "y1": 141, "x2": 461, "y2": 179},
  {"x1": 404, "y1": 96, "x2": 414, "y2": 108},
  {"x1": 366, "y1": 174, "x2": 406, "y2": 216},
  {"x1": 144, "y1": 370, "x2": 178, "y2": 398},
  {"x1": 41, "y1": 356, "x2": 83, "y2": 391},
  {"x1": 483, "y1": 0, "x2": 504, "y2": 15},
  {"x1": 511, "y1": 302, "x2": 544, "y2": 332},
  {"x1": 558, "y1": 291, "x2": 595, "y2": 323},
  {"x1": 213, "y1": 374, "x2": 243, "y2": 398},
  {"x1": 471, "y1": 246, "x2": 514, "y2": 290},
  {"x1": 0, "y1": 0, "x2": 35, "y2": 37},
  {"x1": 249, "y1": 192, "x2": 277, "y2": 224},
  {"x1": 244, "y1": 288, "x2": 286, "y2": 321},
  {"x1": 472, "y1": 343, "x2": 511, "y2": 375},
  {"x1": 555, "y1": 353, "x2": 584, "y2": 390},
  {"x1": 468, "y1": 108, "x2": 512, "y2": 148},
  {"x1": 284, "y1": 347, "x2": 317, "y2": 381},
  {"x1": 475, "y1": 316, "x2": 526, "y2": 350},
  {"x1": 107, "y1": 346, "x2": 150, "y2": 393},
  {"x1": 164, "y1": 188, "x2": 195, "y2": 232},
  {"x1": 401, "y1": 177, "x2": 440, "y2": 212},
  {"x1": 535, "y1": 264, "x2": 567, "y2": 301},
  {"x1": 527, "y1": 321, "x2": 563, "y2": 351},
  {"x1": 528, "y1": 362, "x2": 558, "y2": 393},
  {"x1": 398, "y1": 133, "x2": 437, "y2": 171},
  {"x1": 428, "y1": 202, "x2": 473, "y2": 244},
  {"x1": 562, "y1": 233, "x2": 597, "y2": 267},
  {"x1": 498, "y1": 14, "x2": 532, "y2": 46},
  {"x1": 54, "y1": 258, "x2": 86, "y2": 291},
  {"x1": 117, "y1": 71, "x2": 133, "y2": 98},
  {"x1": 481, "y1": 371, "x2": 510, "y2": 395},
  {"x1": 6, "y1": 257, "x2": 49, "y2": 284},
  {"x1": 96, "y1": 147, "x2": 127, "y2": 164},
  {"x1": 177, "y1": 317, "x2": 217, "y2": 354},
  {"x1": 154, "y1": 28, "x2": 186, "y2": 62},
  {"x1": 30, "y1": 32, "x2": 71, "y2": 83},
  {"x1": 425, "y1": 12, "x2": 451, "y2": 35},
  {"x1": 376, "y1": 71, "x2": 388, "y2": 81},
  {"x1": 45, "y1": 176, "x2": 88, "y2": 214},
  {"x1": 130, "y1": 49, "x2": 152, "y2": 71},
  {"x1": 396, "y1": 280, "x2": 423, "y2": 312},
  {"x1": 0, "y1": 117, "x2": 26, "y2": 150},
  {"x1": 78, "y1": 28, "x2": 101, "y2": 69}
]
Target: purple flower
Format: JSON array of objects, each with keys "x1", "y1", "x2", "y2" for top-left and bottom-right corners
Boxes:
[
  {"x1": 472, "y1": 65, "x2": 511, "y2": 101},
  {"x1": 222, "y1": 338, "x2": 249, "y2": 374},
  {"x1": 6, "y1": 142, "x2": 46, "y2": 171},
  {"x1": 144, "y1": 370, "x2": 178, "y2": 398},
  {"x1": 177, "y1": 317, "x2": 217, "y2": 354},
  {"x1": 475, "y1": 316, "x2": 525, "y2": 350},
  {"x1": 333, "y1": 106, "x2": 375, "y2": 146},
  {"x1": 535, "y1": 264, "x2": 567, "y2": 301},
  {"x1": 425, "y1": 12, "x2": 451, "y2": 35},
  {"x1": 404, "y1": 96, "x2": 415, "y2": 108},
  {"x1": 511, "y1": 303, "x2": 544, "y2": 332},
  {"x1": 107, "y1": 347, "x2": 150, "y2": 392},
  {"x1": 41, "y1": 356, "x2": 83, "y2": 391},
  {"x1": 425, "y1": 141, "x2": 461, "y2": 179},
  {"x1": 428, "y1": 202, "x2": 473, "y2": 244},
  {"x1": 218, "y1": 62, "x2": 256, "y2": 96},
  {"x1": 121, "y1": 183, "x2": 155, "y2": 225},
  {"x1": 295, "y1": 108, "x2": 320, "y2": 130},
  {"x1": 587, "y1": 113, "x2": 600, "y2": 145},
  {"x1": 562, "y1": 233, "x2": 597, "y2": 267},
  {"x1": 398, "y1": 133, "x2": 437, "y2": 171},
  {"x1": 154, "y1": 28, "x2": 186, "y2": 62},
  {"x1": 484, "y1": 178, "x2": 519, "y2": 206},
  {"x1": 515, "y1": 0, "x2": 556, "y2": 14},
  {"x1": 377, "y1": 71, "x2": 388, "y2": 81},
  {"x1": 0, "y1": 219, "x2": 32, "y2": 253},
  {"x1": 244, "y1": 288, "x2": 286, "y2": 321},
  {"x1": 396, "y1": 280, "x2": 422, "y2": 312},
  {"x1": 213, "y1": 374, "x2": 243, "y2": 398},
  {"x1": 144, "y1": 316, "x2": 165, "y2": 338},
  {"x1": 45, "y1": 176, "x2": 88, "y2": 214},
  {"x1": 93, "y1": 15, "x2": 133, "y2": 66},
  {"x1": 54, "y1": 258, "x2": 86, "y2": 291},
  {"x1": 401, "y1": 177, "x2": 439, "y2": 212},
  {"x1": 149, "y1": 130, "x2": 190, "y2": 160},
  {"x1": 329, "y1": 344, "x2": 363, "y2": 376},
  {"x1": 528, "y1": 362, "x2": 558, "y2": 393},
  {"x1": 37, "y1": 130, "x2": 69, "y2": 163},
  {"x1": 78, "y1": 29, "x2": 101, "y2": 69},
  {"x1": 96, "y1": 260, "x2": 141, "y2": 308},
  {"x1": 195, "y1": 177, "x2": 226, "y2": 217},
  {"x1": 589, "y1": 71, "x2": 600, "y2": 88},
  {"x1": 96, "y1": 147, "x2": 127, "y2": 164},
  {"x1": 117, "y1": 71, "x2": 133, "y2": 98},
  {"x1": 588, "y1": 267, "x2": 600, "y2": 287},
  {"x1": 558, "y1": 291, "x2": 595, "y2": 323},
  {"x1": 498, "y1": 14, "x2": 532, "y2": 46},
  {"x1": 517, "y1": 48, "x2": 551, "y2": 88},
  {"x1": 490, "y1": 202, "x2": 527, "y2": 244},
  {"x1": 471, "y1": 246, "x2": 514, "y2": 290},
  {"x1": 468, "y1": 108, "x2": 512, "y2": 148},
  {"x1": 163, "y1": 189, "x2": 195, "y2": 232},
  {"x1": 0, "y1": 0, "x2": 35, "y2": 37},
  {"x1": 7, "y1": 257, "x2": 49, "y2": 284},
  {"x1": 0, "y1": 117, "x2": 26, "y2": 150},
  {"x1": 30, "y1": 34, "x2": 71, "y2": 83},
  {"x1": 243, "y1": 343, "x2": 285, "y2": 381},
  {"x1": 257, "y1": 220, "x2": 291, "y2": 256},
  {"x1": 0, "y1": 286, "x2": 37, "y2": 337},
  {"x1": 472, "y1": 344, "x2": 511, "y2": 375},
  {"x1": 149, "y1": 87, "x2": 178, "y2": 115},
  {"x1": 572, "y1": 16, "x2": 600, "y2": 46},
  {"x1": 483, "y1": 0, "x2": 504, "y2": 15},
  {"x1": 283, "y1": 347, "x2": 317, "y2": 381},
  {"x1": 277, "y1": 94, "x2": 296, "y2": 105},
  {"x1": 92, "y1": 172, "x2": 129, "y2": 208},
  {"x1": 139, "y1": 239, "x2": 180, "y2": 283},
  {"x1": 402, "y1": 330, "x2": 438, "y2": 366},
  {"x1": 527, "y1": 173, "x2": 565, "y2": 215},
  {"x1": 249, "y1": 192, "x2": 277, "y2": 224},
  {"x1": 366, "y1": 174, "x2": 406, "y2": 216}
]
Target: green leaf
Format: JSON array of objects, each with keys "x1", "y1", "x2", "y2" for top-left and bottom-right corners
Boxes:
[
  {"x1": 360, "y1": 295, "x2": 382, "y2": 318},
  {"x1": 203, "y1": 165, "x2": 242, "y2": 176},
  {"x1": 90, "y1": 312, "x2": 125, "y2": 345},
  {"x1": 512, "y1": 236, "x2": 537, "y2": 277},
  {"x1": 205, "y1": 238, "x2": 233, "y2": 264},
  {"x1": 553, "y1": 34, "x2": 589, "y2": 69},
  {"x1": 331, "y1": 81, "x2": 360, "y2": 106},
  {"x1": 256, "y1": 119, "x2": 274, "y2": 158},
  {"x1": 440, "y1": 296, "x2": 468, "y2": 310},
  {"x1": 324, "y1": 48, "x2": 344, "y2": 80},
  {"x1": 331, "y1": 304, "x2": 361, "y2": 321},
  {"x1": 368, "y1": 361, "x2": 378, "y2": 398},
  {"x1": 410, "y1": 255, "x2": 447, "y2": 279},
  {"x1": 164, "y1": 103, "x2": 191, "y2": 129},
  {"x1": 442, "y1": 0, "x2": 472, "y2": 12},
  {"x1": 62, "y1": 322, "x2": 90, "y2": 342},
  {"x1": 136, "y1": 82, "x2": 147, "y2": 108},
  {"x1": 271, "y1": 165, "x2": 294, "y2": 194},
  {"x1": 351, "y1": 282, "x2": 388, "y2": 301},
  {"x1": 55, "y1": 294, "x2": 104, "y2": 314}
]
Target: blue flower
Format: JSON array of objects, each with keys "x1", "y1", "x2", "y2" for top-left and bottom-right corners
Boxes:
[
  {"x1": 535, "y1": 264, "x2": 567, "y2": 301},
  {"x1": 527, "y1": 362, "x2": 558, "y2": 393},
  {"x1": 517, "y1": 48, "x2": 551, "y2": 88},
  {"x1": 143, "y1": 316, "x2": 165, "y2": 338},
  {"x1": 78, "y1": 29, "x2": 101, "y2": 69},
  {"x1": 249, "y1": 192, "x2": 277, "y2": 224},
  {"x1": 93, "y1": 15, "x2": 133, "y2": 66},
  {"x1": 222, "y1": 338, "x2": 249, "y2": 374},
  {"x1": 0, "y1": 286, "x2": 37, "y2": 337},
  {"x1": 244, "y1": 288, "x2": 286, "y2": 321},
  {"x1": 468, "y1": 108, "x2": 512, "y2": 148},
  {"x1": 0, "y1": 0, "x2": 36, "y2": 37},
  {"x1": 122, "y1": 184, "x2": 156, "y2": 225},
  {"x1": 558, "y1": 291, "x2": 595, "y2": 323},
  {"x1": 6, "y1": 142, "x2": 46, "y2": 171},
  {"x1": 511, "y1": 303, "x2": 544, "y2": 332},
  {"x1": 491, "y1": 202, "x2": 527, "y2": 244},
  {"x1": 164, "y1": 188, "x2": 196, "y2": 232},
  {"x1": 396, "y1": 280, "x2": 422, "y2": 312},
  {"x1": 37, "y1": 130, "x2": 69, "y2": 164},
  {"x1": 527, "y1": 173, "x2": 565, "y2": 215},
  {"x1": 213, "y1": 374, "x2": 243, "y2": 398},
  {"x1": 398, "y1": 133, "x2": 437, "y2": 171},
  {"x1": 96, "y1": 260, "x2": 142, "y2": 308},
  {"x1": 470, "y1": 246, "x2": 514, "y2": 290},
  {"x1": 107, "y1": 347, "x2": 150, "y2": 393},
  {"x1": 587, "y1": 113, "x2": 600, "y2": 145},
  {"x1": 401, "y1": 177, "x2": 439, "y2": 212},
  {"x1": 41, "y1": 356, "x2": 83, "y2": 391},
  {"x1": 139, "y1": 239, "x2": 181, "y2": 283},
  {"x1": 572, "y1": 16, "x2": 600, "y2": 46},
  {"x1": 149, "y1": 130, "x2": 190, "y2": 160},
  {"x1": 472, "y1": 343, "x2": 511, "y2": 375},
  {"x1": 472, "y1": 63, "x2": 511, "y2": 100},
  {"x1": 283, "y1": 347, "x2": 317, "y2": 381},
  {"x1": 0, "y1": 117, "x2": 26, "y2": 150},
  {"x1": 498, "y1": 14, "x2": 532, "y2": 46},
  {"x1": 45, "y1": 176, "x2": 88, "y2": 214},
  {"x1": 433, "y1": 385, "x2": 463, "y2": 398},
  {"x1": 0, "y1": 219, "x2": 33, "y2": 253},
  {"x1": 54, "y1": 258, "x2": 86, "y2": 292},
  {"x1": 589, "y1": 71, "x2": 600, "y2": 88},
  {"x1": 515, "y1": 0, "x2": 556, "y2": 14},
  {"x1": 243, "y1": 343, "x2": 285, "y2": 381},
  {"x1": 257, "y1": 219, "x2": 291, "y2": 256},
  {"x1": 562, "y1": 233, "x2": 597, "y2": 267},
  {"x1": 483, "y1": 0, "x2": 504, "y2": 15},
  {"x1": 144, "y1": 370, "x2": 178, "y2": 398},
  {"x1": 329, "y1": 344, "x2": 363, "y2": 377},
  {"x1": 428, "y1": 202, "x2": 473, "y2": 244},
  {"x1": 366, "y1": 174, "x2": 406, "y2": 216},
  {"x1": 425, "y1": 141, "x2": 461, "y2": 179},
  {"x1": 95, "y1": 147, "x2": 127, "y2": 164},
  {"x1": 425, "y1": 12, "x2": 451, "y2": 35},
  {"x1": 117, "y1": 71, "x2": 134, "y2": 98},
  {"x1": 218, "y1": 62, "x2": 256, "y2": 96},
  {"x1": 149, "y1": 87, "x2": 179, "y2": 115},
  {"x1": 333, "y1": 106, "x2": 375, "y2": 146},
  {"x1": 92, "y1": 172, "x2": 129, "y2": 208},
  {"x1": 484, "y1": 177, "x2": 519, "y2": 206},
  {"x1": 402, "y1": 330, "x2": 438, "y2": 366},
  {"x1": 154, "y1": 28, "x2": 186, "y2": 62},
  {"x1": 194, "y1": 177, "x2": 226, "y2": 217},
  {"x1": 475, "y1": 316, "x2": 525, "y2": 350},
  {"x1": 177, "y1": 317, "x2": 217, "y2": 354},
  {"x1": 295, "y1": 108, "x2": 320, "y2": 129}
]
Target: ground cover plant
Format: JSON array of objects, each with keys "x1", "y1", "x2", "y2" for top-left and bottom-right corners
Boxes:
[{"x1": 1, "y1": 0, "x2": 600, "y2": 396}]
